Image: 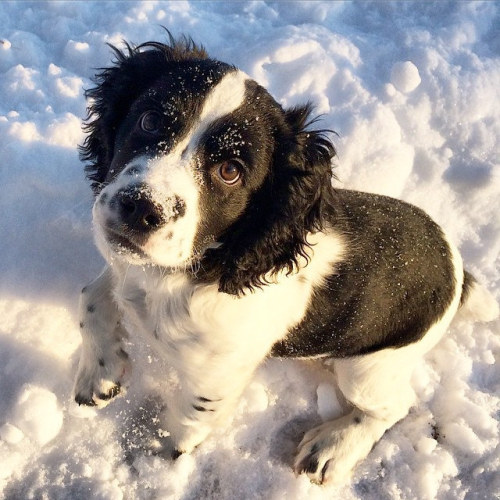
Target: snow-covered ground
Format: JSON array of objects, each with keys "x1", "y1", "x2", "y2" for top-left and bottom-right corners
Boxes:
[{"x1": 1, "y1": 1, "x2": 499, "y2": 499}]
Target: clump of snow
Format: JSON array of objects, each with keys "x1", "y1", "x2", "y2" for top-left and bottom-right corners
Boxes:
[
  {"x1": 9, "y1": 385, "x2": 63, "y2": 446},
  {"x1": 8, "y1": 120, "x2": 42, "y2": 142},
  {"x1": 0, "y1": 1, "x2": 499, "y2": 499},
  {"x1": 390, "y1": 61, "x2": 422, "y2": 93},
  {"x1": 316, "y1": 383, "x2": 342, "y2": 421},
  {"x1": 0, "y1": 423, "x2": 24, "y2": 445},
  {"x1": 241, "y1": 381, "x2": 270, "y2": 413},
  {"x1": 45, "y1": 112, "x2": 84, "y2": 147}
]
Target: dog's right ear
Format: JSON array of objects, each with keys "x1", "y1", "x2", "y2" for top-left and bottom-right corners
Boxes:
[
  {"x1": 79, "y1": 43, "x2": 138, "y2": 194},
  {"x1": 80, "y1": 34, "x2": 209, "y2": 194}
]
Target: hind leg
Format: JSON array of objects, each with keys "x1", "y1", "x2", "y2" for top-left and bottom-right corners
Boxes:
[
  {"x1": 294, "y1": 348, "x2": 416, "y2": 484},
  {"x1": 294, "y1": 303, "x2": 459, "y2": 485},
  {"x1": 294, "y1": 232, "x2": 465, "y2": 484},
  {"x1": 294, "y1": 348, "x2": 417, "y2": 484}
]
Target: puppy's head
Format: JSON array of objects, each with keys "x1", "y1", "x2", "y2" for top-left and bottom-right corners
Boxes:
[{"x1": 81, "y1": 35, "x2": 336, "y2": 293}]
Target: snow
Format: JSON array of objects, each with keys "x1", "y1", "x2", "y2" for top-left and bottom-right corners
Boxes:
[
  {"x1": 9, "y1": 384, "x2": 64, "y2": 447},
  {"x1": 0, "y1": 423, "x2": 24, "y2": 446},
  {"x1": 390, "y1": 61, "x2": 421, "y2": 93},
  {"x1": 0, "y1": 1, "x2": 499, "y2": 499},
  {"x1": 316, "y1": 382, "x2": 342, "y2": 422}
]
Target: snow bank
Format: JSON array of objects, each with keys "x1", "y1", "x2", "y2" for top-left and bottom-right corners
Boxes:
[{"x1": 0, "y1": 1, "x2": 498, "y2": 499}]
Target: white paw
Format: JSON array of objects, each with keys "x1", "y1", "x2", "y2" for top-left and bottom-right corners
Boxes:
[
  {"x1": 74, "y1": 346, "x2": 131, "y2": 408},
  {"x1": 159, "y1": 396, "x2": 224, "y2": 456},
  {"x1": 161, "y1": 411, "x2": 209, "y2": 456},
  {"x1": 294, "y1": 411, "x2": 381, "y2": 485}
]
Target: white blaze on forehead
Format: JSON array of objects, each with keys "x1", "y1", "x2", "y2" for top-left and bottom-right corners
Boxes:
[
  {"x1": 174, "y1": 69, "x2": 249, "y2": 155},
  {"x1": 199, "y1": 70, "x2": 249, "y2": 123}
]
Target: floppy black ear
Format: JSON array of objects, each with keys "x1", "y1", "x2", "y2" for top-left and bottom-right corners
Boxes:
[
  {"x1": 79, "y1": 34, "x2": 208, "y2": 194},
  {"x1": 283, "y1": 103, "x2": 338, "y2": 233},
  {"x1": 200, "y1": 104, "x2": 337, "y2": 296}
]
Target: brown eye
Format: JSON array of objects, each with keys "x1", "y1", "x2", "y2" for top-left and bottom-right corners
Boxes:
[
  {"x1": 139, "y1": 111, "x2": 162, "y2": 133},
  {"x1": 218, "y1": 160, "x2": 242, "y2": 185}
]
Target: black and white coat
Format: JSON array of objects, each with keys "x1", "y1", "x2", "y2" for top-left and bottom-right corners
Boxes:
[{"x1": 74, "y1": 36, "x2": 498, "y2": 485}]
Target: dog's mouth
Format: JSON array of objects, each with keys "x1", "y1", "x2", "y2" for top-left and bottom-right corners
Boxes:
[{"x1": 104, "y1": 227, "x2": 148, "y2": 260}]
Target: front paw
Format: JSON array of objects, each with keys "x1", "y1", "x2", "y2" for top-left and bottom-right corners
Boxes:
[
  {"x1": 159, "y1": 405, "x2": 213, "y2": 456},
  {"x1": 74, "y1": 347, "x2": 131, "y2": 408}
]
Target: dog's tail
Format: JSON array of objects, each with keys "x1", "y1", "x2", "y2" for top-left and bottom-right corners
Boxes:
[{"x1": 459, "y1": 271, "x2": 499, "y2": 323}]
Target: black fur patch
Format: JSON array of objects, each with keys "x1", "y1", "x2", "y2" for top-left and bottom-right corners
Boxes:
[
  {"x1": 298, "y1": 456, "x2": 319, "y2": 475},
  {"x1": 75, "y1": 394, "x2": 96, "y2": 407},
  {"x1": 99, "y1": 383, "x2": 121, "y2": 400},
  {"x1": 195, "y1": 101, "x2": 337, "y2": 295},
  {"x1": 272, "y1": 191, "x2": 456, "y2": 358}
]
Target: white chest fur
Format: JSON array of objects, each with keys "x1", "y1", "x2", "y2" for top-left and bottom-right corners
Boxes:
[{"x1": 112, "y1": 231, "x2": 345, "y2": 373}]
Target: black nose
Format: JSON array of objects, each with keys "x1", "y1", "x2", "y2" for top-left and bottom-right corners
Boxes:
[{"x1": 117, "y1": 189, "x2": 164, "y2": 232}]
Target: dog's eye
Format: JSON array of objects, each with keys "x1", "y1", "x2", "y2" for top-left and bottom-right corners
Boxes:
[
  {"x1": 139, "y1": 111, "x2": 162, "y2": 134},
  {"x1": 218, "y1": 160, "x2": 242, "y2": 185}
]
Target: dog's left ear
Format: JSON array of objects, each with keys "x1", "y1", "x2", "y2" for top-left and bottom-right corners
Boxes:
[
  {"x1": 202, "y1": 104, "x2": 337, "y2": 296},
  {"x1": 283, "y1": 104, "x2": 337, "y2": 231}
]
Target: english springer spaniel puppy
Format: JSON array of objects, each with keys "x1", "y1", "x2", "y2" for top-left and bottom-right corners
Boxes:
[{"x1": 74, "y1": 35, "x2": 498, "y2": 485}]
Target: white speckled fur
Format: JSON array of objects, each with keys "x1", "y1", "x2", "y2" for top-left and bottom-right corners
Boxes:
[
  {"x1": 75, "y1": 230, "x2": 345, "y2": 451},
  {"x1": 114, "y1": 230, "x2": 345, "y2": 451},
  {"x1": 74, "y1": 267, "x2": 131, "y2": 407}
]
